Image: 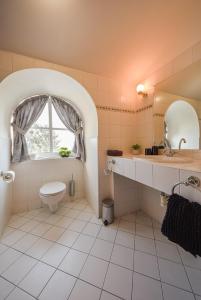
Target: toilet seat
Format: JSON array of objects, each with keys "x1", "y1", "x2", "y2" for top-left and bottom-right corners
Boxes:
[{"x1": 40, "y1": 181, "x2": 66, "y2": 197}]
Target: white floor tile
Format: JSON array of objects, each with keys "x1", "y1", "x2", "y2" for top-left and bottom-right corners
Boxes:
[
  {"x1": 45, "y1": 214, "x2": 63, "y2": 225},
  {"x1": 136, "y1": 213, "x2": 153, "y2": 226},
  {"x1": 6, "y1": 287, "x2": 36, "y2": 300},
  {"x1": 156, "y1": 240, "x2": 181, "y2": 263},
  {"x1": 135, "y1": 235, "x2": 156, "y2": 255},
  {"x1": 59, "y1": 249, "x2": 87, "y2": 277},
  {"x1": 100, "y1": 291, "x2": 121, "y2": 300},
  {"x1": 57, "y1": 229, "x2": 79, "y2": 247},
  {"x1": 121, "y1": 213, "x2": 136, "y2": 223},
  {"x1": 69, "y1": 279, "x2": 101, "y2": 300},
  {"x1": 178, "y1": 246, "x2": 201, "y2": 270},
  {"x1": 19, "y1": 262, "x2": 55, "y2": 297},
  {"x1": 0, "y1": 243, "x2": 8, "y2": 255},
  {"x1": 154, "y1": 228, "x2": 172, "y2": 244},
  {"x1": 77, "y1": 212, "x2": 93, "y2": 222},
  {"x1": 26, "y1": 238, "x2": 53, "y2": 259},
  {"x1": 132, "y1": 272, "x2": 163, "y2": 300},
  {"x1": 72, "y1": 234, "x2": 95, "y2": 253},
  {"x1": 90, "y1": 215, "x2": 103, "y2": 225},
  {"x1": 19, "y1": 220, "x2": 40, "y2": 232},
  {"x1": 80, "y1": 255, "x2": 108, "y2": 288},
  {"x1": 98, "y1": 227, "x2": 117, "y2": 243},
  {"x1": 30, "y1": 223, "x2": 52, "y2": 237},
  {"x1": 118, "y1": 220, "x2": 135, "y2": 233},
  {"x1": 8, "y1": 217, "x2": 29, "y2": 229},
  {"x1": 73, "y1": 202, "x2": 87, "y2": 210},
  {"x1": 34, "y1": 212, "x2": 51, "y2": 222},
  {"x1": 42, "y1": 226, "x2": 65, "y2": 241},
  {"x1": 1, "y1": 230, "x2": 26, "y2": 246},
  {"x1": 111, "y1": 244, "x2": 134, "y2": 270},
  {"x1": 152, "y1": 219, "x2": 161, "y2": 229},
  {"x1": 66, "y1": 209, "x2": 81, "y2": 218},
  {"x1": 0, "y1": 227, "x2": 15, "y2": 239},
  {"x1": 12, "y1": 233, "x2": 39, "y2": 252},
  {"x1": 136, "y1": 223, "x2": 154, "y2": 239},
  {"x1": 83, "y1": 205, "x2": 93, "y2": 213},
  {"x1": 82, "y1": 222, "x2": 101, "y2": 237},
  {"x1": 186, "y1": 266, "x2": 201, "y2": 295},
  {"x1": 39, "y1": 270, "x2": 76, "y2": 300},
  {"x1": 69, "y1": 219, "x2": 87, "y2": 233},
  {"x1": 41, "y1": 243, "x2": 69, "y2": 267},
  {"x1": 90, "y1": 238, "x2": 113, "y2": 261},
  {"x1": 104, "y1": 263, "x2": 133, "y2": 300},
  {"x1": 56, "y1": 207, "x2": 71, "y2": 216},
  {"x1": 0, "y1": 277, "x2": 15, "y2": 299},
  {"x1": 2, "y1": 254, "x2": 37, "y2": 284},
  {"x1": 162, "y1": 283, "x2": 194, "y2": 300},
  {"x1": 158, "y1": 258, "x2": 191, "y2": 291},
  {"x1": 115, "y1": 230, "x2": 134, "y2": 249},
  {"x1": 56, "y1": 216, "x2": 73, "y2": 228},
  {"x1": 0, "y1": 248, "x2": 21, "y2": 274},
  {"x1": 134, "y1": 251, "x2": 160, "y2": 280}
]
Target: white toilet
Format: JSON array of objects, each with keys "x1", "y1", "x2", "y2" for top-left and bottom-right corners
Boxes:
[{"x1": 39, "y1": 181, "x2": 66, "y2": 213}]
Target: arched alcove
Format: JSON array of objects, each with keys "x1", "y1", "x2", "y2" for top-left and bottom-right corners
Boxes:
[
  {"x1": 0, "y1": 68, "x2": 99, "y2": 219},
  {"x1": 165, "y1": 100, "x2": 200, "y2": 149}
]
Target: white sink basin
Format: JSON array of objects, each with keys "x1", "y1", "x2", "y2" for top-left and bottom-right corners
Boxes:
[{"x1": 151, "y1": 156, "x2": 193, "y2": 164}]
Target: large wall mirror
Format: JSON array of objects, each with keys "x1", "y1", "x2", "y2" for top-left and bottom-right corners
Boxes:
[{"x1": 154, "y1": 60, "x2": 201, "y2": 149}]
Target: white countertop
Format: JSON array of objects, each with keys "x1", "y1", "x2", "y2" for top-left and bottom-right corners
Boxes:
[{"x1": 109, "y1": 154, "x2": 201, "y2": 173}]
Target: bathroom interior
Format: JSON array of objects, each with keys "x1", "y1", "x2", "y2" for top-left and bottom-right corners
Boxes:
[{"x1": 0, "y1": 1, "x2": 201, "y2": 300}]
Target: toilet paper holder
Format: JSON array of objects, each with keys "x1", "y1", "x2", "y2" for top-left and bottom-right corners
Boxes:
[{"x1": 0, "y1": 170, "x2": 15, "y2": 183}]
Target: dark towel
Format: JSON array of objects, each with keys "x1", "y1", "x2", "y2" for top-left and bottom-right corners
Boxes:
[{"x1": 161, "y1": 193, "x2": 201, "y2": 257}]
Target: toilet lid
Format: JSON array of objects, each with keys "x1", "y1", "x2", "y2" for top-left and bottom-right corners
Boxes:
[{"x1": 40, "y1": 181, "x2": 66, "y2": 196}]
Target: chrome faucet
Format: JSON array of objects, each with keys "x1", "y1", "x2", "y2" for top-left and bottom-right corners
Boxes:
[
  {"x1": 179, "y1": 138, "x2": 186, "y2": 150},
  {"x1": 164, "y1": 138, "x2": 175, "y2": 157}
]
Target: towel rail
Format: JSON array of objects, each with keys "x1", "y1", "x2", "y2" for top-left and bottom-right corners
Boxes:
[{"x1": 171, "y1": 176, "x2": 200, "y2": 195}]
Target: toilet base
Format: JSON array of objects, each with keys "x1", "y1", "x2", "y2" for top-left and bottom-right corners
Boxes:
[{"x1": 39, "y1": 190, "x2": 66, "y2": 213}]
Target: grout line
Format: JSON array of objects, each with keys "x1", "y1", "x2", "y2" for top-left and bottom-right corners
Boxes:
[
  {"x1": 100, "y1": 218, "x2": 120, "y2": 300},
  {"x1": 65, "y1": 220, "x2": 101, "y2": 300},
  {"x1": 176, "y1": 244, "x2": 197, "y2": 299},
  {"x1": 151, "y1": 217, "x2": 165, "y2": 300}
]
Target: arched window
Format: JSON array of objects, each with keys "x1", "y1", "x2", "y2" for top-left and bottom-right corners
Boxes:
[
  {"x1": 26, "y1": 97, "x2": 75, "y2": 156},
  {"x1": 11, "y1": 95, "x2": 85, "y2": 162}
]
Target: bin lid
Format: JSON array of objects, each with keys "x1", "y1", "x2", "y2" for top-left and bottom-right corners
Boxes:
[{"x1": 102, "y1": 198, "x2": 114, "y2": 208}]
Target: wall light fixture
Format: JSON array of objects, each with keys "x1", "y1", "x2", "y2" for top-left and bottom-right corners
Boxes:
[{"x1": 136, "y1": 83, "x2": 148, "y2": 97}]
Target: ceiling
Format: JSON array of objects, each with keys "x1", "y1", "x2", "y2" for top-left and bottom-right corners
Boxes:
[
  {"x1": 1, "y1": 0, "x2": 201, "y2": 83},
  {"x1": 156, "y1": 60, "x2": 201, "y2": 101}
]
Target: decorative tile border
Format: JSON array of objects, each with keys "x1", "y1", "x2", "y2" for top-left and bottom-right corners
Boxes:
[
  {"x1": 96, "y1": 104, "x2": 153, "y2": 114},
  {"x1": 153, "y1": 113, "x2": 164, "y2": 117}
]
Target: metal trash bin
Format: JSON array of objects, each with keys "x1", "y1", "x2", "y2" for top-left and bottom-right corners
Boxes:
[{"x1": 102, "y1": 198, "x2": 114, "y2": 226}]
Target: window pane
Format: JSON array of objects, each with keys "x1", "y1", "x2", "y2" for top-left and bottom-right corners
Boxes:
[
  {"x1": 26, "y1": 128, "x2": 50, "y2": 154},
  {"x1": 33, "y1": 103, "x2": 49, "y2": 128},
  {"x1": 52, "y1": 105, "x2": 66, "y2": 129},
  {"x1": 52, "y1": 130, "x2": 75, "y2": 151}
]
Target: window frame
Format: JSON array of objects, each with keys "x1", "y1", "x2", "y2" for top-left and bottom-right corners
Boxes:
[{"x1": 26, "y1": 97, "x2": 75, "y2": 157}]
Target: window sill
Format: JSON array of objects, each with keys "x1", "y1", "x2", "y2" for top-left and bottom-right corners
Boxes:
[{"x1": 30, "y1": 153, "x2": 76, "y2": 161}]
